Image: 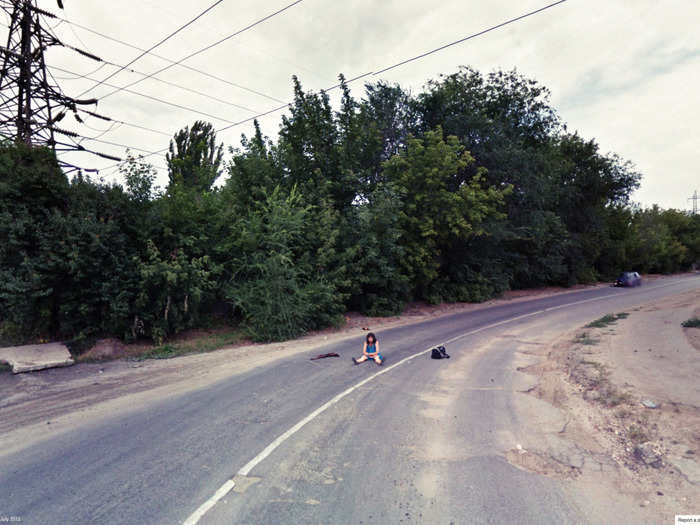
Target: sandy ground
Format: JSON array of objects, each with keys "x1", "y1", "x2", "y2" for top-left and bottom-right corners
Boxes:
[
  {"x1": 0, "y1": 282, "x2": 613, "y2": 457},
  {"x1": 511, "y1": 288, "x2": 700, "y2": 521}
]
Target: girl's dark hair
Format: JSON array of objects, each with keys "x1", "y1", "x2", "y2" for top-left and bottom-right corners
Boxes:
[{"x1": 366, "y1": 332, "x2": 377, "y2": 343}]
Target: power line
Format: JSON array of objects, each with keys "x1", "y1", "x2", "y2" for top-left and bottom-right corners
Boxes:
[
  {"x1": 85, "y1": 60, "x2": 258, "y2": 114},
  {"x1": 99, "y1": 1, "x2": 568, "y2": 170},
  {"x1": 79, "y1": 119, "x2": 122, "y2": 140},
  {"x1": 51, "y1": 123, "x2": 166, "y2": 157},
  {"x1": 51, "y1": 61, "x2": 108, "y2": 80},
  {"x1": 50, "y1": 65, "x2": 245, "y2": 125},
  {"x1": 42, "y1": 42, "x2": 260, "y2": 114},
  {"x1": 220, "y1": 2, "x2": 570, "y2": 130},
  {"x1": 2, "y1": 17, "x2": 184, "y2": 138},
  {"x1": 77, "y1": 0, "x2": 226, "y2": 98},
  {"x1": 74, "y1": 109, "x2": 172, "y2": 137},
  {"x1": 27, "y1": 18, "x2": 261, "y2": 128},
  {"x1": 48, "y1": 16, "x2": 285, "y2": 104},
  {"x1": 97, "y1": 71, "x2": 376, "y2": 170},
  {"x1": 374, "y1": 0, "x2": 568, "y2": 75},
  {"x1": 94, "y1": 0, "x2": 304, "y2": 104},
  {"x1": 43, "y1": 63, "x2": 172, "y2": 137},
  {"x1": 217, "y1": 71, "x2": 376, "y2": 134},
  {"x1": 0, "y1": 0, "x2": 117, "y2": 174},
  {"x1": 81, "y1": 135, "x2": 167, "y2": 157}
]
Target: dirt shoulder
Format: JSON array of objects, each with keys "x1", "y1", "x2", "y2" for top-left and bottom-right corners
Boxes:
[
  {"x1": 1, "y1": 281, "x2": 615, "y2": 457},
  {"x1": 511, "y1": 288, "x2": 700, "y2": 521}
]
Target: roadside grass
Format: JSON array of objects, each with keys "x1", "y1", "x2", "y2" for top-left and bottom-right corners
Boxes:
[
  {"x1": 627, "y1": 424, "x2": 649, "y2": 444},
  {"x1": 575, "y1": 332, "x2": 599, "y2": 346},
  {"x1": 615, "y1": 408, "x2": 632, "y2": 419},
  {"x1": 681, "y1": 317, "x2": 700, "y2": 328},
  {"x1": 573, "y1": 358, "x2": 631, "y2": 407},
  {"x1": 131, "y1": 330, "x2": 244, "y2": 361},
  {"x1": 600, "y1": 386, "x2": 632, "y2": 408},
  {"x1": 585, "y1": 312, "x2": 629, "y2": 329}
]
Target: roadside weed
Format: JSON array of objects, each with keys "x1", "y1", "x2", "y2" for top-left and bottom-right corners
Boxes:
[
  {"x1": 627, "y1": 424, "x2": 649, "y2": 444},
  {"x1": 575, "y1": 332, "x2": 599, "y2": 346},
  {"x1": 133, "y1": 330, "x2": 244, "y2": 361},
  {"x1": 586, "y1": 312, "x2": 629, "y2": 328},
  {"x1": 681, "y1": 317, "x2": 700, "y2": 328}
]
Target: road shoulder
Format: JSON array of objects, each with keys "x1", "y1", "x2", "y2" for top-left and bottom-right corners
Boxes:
[
  {"x1": 0, "y1": 282, "x2": 613, "y2": 457},
  {"x1": 510, "y1": 288, "x2": 700, "y2": 522}
]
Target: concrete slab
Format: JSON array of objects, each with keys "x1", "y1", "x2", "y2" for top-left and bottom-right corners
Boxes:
[{"x1": 0, "y1": 343, "x2": 74, "y2": 374}]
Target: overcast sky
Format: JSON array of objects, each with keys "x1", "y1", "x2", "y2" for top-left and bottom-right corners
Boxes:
[{"x1": 12, "y1": 0, "x2": 699, "y2": 210}]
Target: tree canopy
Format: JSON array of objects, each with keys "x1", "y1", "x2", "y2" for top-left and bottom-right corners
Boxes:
[{"x1": 1, "y1": 67, "x2": 697, "y2": 346}]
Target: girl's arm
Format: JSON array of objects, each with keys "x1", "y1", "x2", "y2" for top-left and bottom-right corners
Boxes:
[{"x1": 362, "y1": 341, "x2": 368, "y2": 356}]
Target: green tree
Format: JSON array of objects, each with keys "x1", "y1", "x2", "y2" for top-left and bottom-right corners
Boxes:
[
  {"x1": 278, "y1": 76, "x2": 355, "y2": 210},
  {"x1": 166, "y1": 120, "x2": 223, "y2": 192},
  {"x1": 628, "y1": 206, "x2": 689, "y2": 274},
  {"x1": 348, "y1": 185, "x2": 410, "y2": 315},
  {"x1": 383, "y1": 127, "x2": 508, "y2": 301},
  {"x1": 224, "y1": 121, "x2": 283, "y2": 213},
  {"x1": 556, "y1": 133, "x2": 641, "y2": 282},
  {"x1": 223, "y1": 187, "x2": 343, "y2": 341},
  {"x1": 133, "y1": 240, "x2": 216, "y2": 344},
  {"x1": 0, "y1": 143, "x2": 69, "y2": 342}
]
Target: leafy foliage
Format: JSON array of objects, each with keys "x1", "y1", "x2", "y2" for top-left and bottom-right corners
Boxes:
[
  {"x1": 223, "y1": 187, "x2": 344, "y2": 341},
  {"x1": 1, "y1": 67, "x2": 698, "y2": 347},
  {"x1": 166, "y1": 120, "x2": 223, "y2": 192}
]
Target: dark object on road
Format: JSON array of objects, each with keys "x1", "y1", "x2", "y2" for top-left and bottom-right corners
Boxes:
[
  {"x1": 310, "y1": 352, "x2": 340, "y2": 360},
  {"x1": 681, "y1": 317, "x2": 700, "y2": 328},
  {"x1": 614, "y1": 271, "x2": 642, "y2": 287},
  {"x1": 431, "y1": 346, "x2": 450, "y2": 359}
]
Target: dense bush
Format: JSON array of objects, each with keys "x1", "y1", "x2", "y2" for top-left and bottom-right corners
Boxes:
[
  {"x1": 223, "y1": 187, "x2": 344, "y2": 341},
  {"x1": 1, "y1": 67, "x2": 698, "y2": 345}
]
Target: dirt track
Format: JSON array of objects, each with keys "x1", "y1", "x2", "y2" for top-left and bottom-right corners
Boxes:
[{"x1": 514, "y1": 288, "x2": 700, "y2": 520}]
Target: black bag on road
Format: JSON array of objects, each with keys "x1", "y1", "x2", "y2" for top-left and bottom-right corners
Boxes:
[{"x1": 431, "y1": 346, "x2": 450, "y2": 359}]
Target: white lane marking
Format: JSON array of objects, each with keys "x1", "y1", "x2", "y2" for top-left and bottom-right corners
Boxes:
[
  {"x1": 183, "y1": 479, "x2": 236, "y2": 525},
  {"x1": 240, "y1": 278, "x2": 692, "y2": 477},
  {"x1": 184, "y1": 276, "x2": 697, "y2": 524}
]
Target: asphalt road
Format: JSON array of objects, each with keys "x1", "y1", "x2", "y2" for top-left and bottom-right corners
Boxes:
[{"x1": 1, "y1": 275, "x2": 699, "y2": 524}]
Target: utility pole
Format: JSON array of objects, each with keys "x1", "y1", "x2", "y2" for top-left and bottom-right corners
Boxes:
[
  {"x1": 0, "y1": 0, "x2": 120, "y2": 170},
  {"x1": 690, "y1": 190, "x2": 699, "y2": 215}
]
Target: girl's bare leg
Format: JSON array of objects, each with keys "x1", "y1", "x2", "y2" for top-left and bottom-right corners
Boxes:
[
  {"x1": 373, "y1": 355, "x2": 382, "y2": 364},
  {"x1": 356, "y1": 355, "x2": 368, "y2": 363}
]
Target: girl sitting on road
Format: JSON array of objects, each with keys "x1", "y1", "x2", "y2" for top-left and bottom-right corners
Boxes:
[{"x1": 352, "y1": 332, "x2": 383, "y2": 366}]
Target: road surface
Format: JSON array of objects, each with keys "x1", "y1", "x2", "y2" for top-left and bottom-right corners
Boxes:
[{"x1": 1, "y1": 275, "x2": 699, "y2": 524}]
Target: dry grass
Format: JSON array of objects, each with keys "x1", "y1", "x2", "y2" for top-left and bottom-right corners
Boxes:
[
  {"x1": 574, "y1": 332, "x2": 599, "y2": 345},
  {"x1": 131, "y1": 330, "x2": 245, "y2": 361},
  {"x1": 627, "y1": 424, "x2": 650, "y2": 444},
  {"x1": 585, "y1": 312, "x2": 629, "y2": 329},
  {"x1": 75, "y1": 328, "x2": 246, "y2": 363}
]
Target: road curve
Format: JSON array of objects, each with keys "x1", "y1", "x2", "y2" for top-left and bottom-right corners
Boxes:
[{"x1": 1, "y1": 275, "x2": 698, "y2": 524}]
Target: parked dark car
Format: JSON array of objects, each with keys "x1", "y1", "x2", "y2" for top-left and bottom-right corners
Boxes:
[{"x1": 614, "y1": 271, "x2": 642, "y2": 287}]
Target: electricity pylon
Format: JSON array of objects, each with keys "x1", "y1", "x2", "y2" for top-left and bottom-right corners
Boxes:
[{"x1": 0, "y1": 0, "x2": 119, "y2": 170}]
